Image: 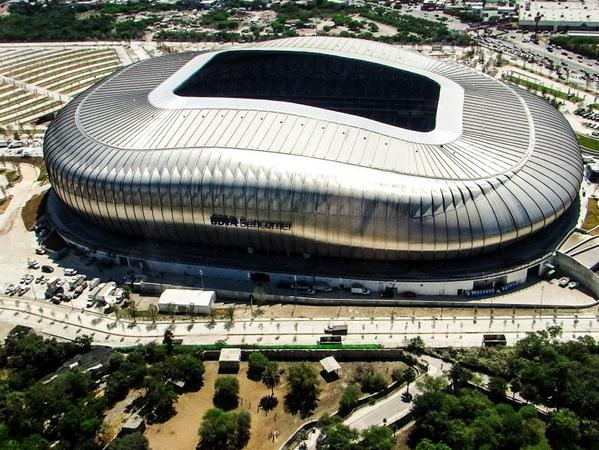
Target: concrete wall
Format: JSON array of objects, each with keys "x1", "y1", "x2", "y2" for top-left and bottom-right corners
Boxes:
[{"x1": 553, "y1": 252, "x2": 599, "y2": 298}]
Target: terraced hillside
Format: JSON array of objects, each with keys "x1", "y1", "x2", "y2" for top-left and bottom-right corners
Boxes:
[{"x1": 0, "y1": 47, "x2": 122, "y2": 129}]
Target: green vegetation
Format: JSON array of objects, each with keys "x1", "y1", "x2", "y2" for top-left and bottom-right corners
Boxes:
[
  {"x1": 577, "y1": 133, "x2": 599, "y2": 152},
  {"x1": 550, "y1": 36, "x2": 599, "y2": 60},
  {"x1": 430, "y1": 328, "x2": 599, "y2": 449},
  {"x1": 198, "y1": 408, "x2": 251, "y2": 450},
  {"x1": 0, "y1": 329, "x2": 102, "y2": 449},
  {"x1": 261, "y1": 361, "x2": 281, "y2": 397},
  {"x1": 582, "y1": 197, "x2": 599, "y2": 232},
  {"x1": 505, "y1": 74, "x2": 583, "y2": 102},
  {"x1": 360, "y1": 369, "x2": 388, "y2": 394},
  {"x1": 338, "y1": 384, "x2": 362, "y2": 416},
  {"x1": 357, "y1": 7, "x2": 472, "y2": 45},
  {"x1": 285, "y1": 362, "x2": 319, "y2": 418},
  {"x1": 0, "y1": 3, "x2": 155, "y2": 41},
  {"x1": 120, "y1": 343, "x2": 382, "y2": 352},
  {"x1": 108, "y1": 432, "x2": 149, "y2": 450},
  {"x1": 317, "y1": 414, "x2": 395, "y2": 450},
  {"x1": 214, "y1": 376, "x2": 240, "y2": 410},
  {"x1": 247, "y1": 351, "x2": 269, "y2": 380},
  {"x1": 409, "y1": 387, "x2": 549, "y2": 449},
  {"x1": 202, "y1": 9, "x2": 239, "y2": 30}
]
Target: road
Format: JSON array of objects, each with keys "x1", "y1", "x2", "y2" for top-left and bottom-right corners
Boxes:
[{"x1": 0, "y1": 294, "x2": 598, "y2": 348}]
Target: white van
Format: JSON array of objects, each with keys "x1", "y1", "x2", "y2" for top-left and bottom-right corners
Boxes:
[{"x1": 350, "y1": 287, "x2": 370, "y2": 295}]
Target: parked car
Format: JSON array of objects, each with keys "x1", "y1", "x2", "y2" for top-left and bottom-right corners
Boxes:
[
  {"x1": 64, "y1": 268, "x2": 78, "y2": 276},
  {"x1": 35, "y1": 247, "x2": 47, "y2": 255},
  {"x1": 18, "y1": 286, "x2": 29, "y2": 296},
  {"x1": 41, "y1": 265, "x2": 54, "y2": 273},
  {"x1": 568, "y1": 281, "x2": 580, "y2": 289},
  {"x1": 558, "y1": 277, "x2": 570, "y2": 287},
  {"x1": 4, "y1": 284, "x2": 15, "y2": 295}
]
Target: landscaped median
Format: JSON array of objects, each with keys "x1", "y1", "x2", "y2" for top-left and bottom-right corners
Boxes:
[
  {"x1": 577, "y1": 133, "x2": 599, "y2": 153},
  {"x1": 505, "y1": 73, "x2": 583, "y2": 102}
]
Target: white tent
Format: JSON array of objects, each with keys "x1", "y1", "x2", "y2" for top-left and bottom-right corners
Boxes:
[{"x1": 158, "y1": 289, "x2": 215, "y2": 315}]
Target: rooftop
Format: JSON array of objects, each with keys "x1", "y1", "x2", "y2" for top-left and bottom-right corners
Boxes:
[{"x1": 219, "y1": 348, "x2": 242, "y2": 362}]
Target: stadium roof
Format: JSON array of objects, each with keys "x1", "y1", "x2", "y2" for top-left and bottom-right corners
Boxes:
[{"x1": 44, "y1": 37, "x2": 582, "y2": 260}]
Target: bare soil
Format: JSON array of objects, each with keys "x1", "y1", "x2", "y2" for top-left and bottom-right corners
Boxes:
[
  {"x1": 21, "y1": 191, "x2": 46, "y2": 231},
  {"x1": 145, "y1": 360, "x2": 407, "y2": 450}
]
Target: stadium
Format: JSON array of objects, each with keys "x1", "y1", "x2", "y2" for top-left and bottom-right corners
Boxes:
[{"x1": 43, "y1": 37, "x2": 583, "y2": 295}]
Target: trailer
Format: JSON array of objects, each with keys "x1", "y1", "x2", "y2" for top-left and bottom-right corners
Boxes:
[{"x1": 325, "y1": 325, "x2": 348, "y2": 335}]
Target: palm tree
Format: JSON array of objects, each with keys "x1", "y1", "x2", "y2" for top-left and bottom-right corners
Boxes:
[{"x1": 262, "y1": 361, "x2": 281, "y2": 398}]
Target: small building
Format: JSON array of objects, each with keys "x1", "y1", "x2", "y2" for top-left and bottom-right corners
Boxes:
[
  {"x1": 158, "y1": 289, "x2": 216, "y2": 315},
  {"x1": 218, "y1": 348, "x2": 241, "y2": 373},
  {"x1": 120, "y1": 413, "x2": 145, "y2": 435},
  {"x1": 319, "y1": 356, "x2": 341, "y2": 376}
]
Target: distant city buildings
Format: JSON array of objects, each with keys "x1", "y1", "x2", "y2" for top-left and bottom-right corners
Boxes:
[{"x1": 519, "y1": 0, "x2": 599, "y2": 31}]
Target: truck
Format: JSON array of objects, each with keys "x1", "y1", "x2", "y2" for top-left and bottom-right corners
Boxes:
[
  {"x1": 87, "y1": 282, "x2": 106, "y2": 305},
  {"x1": 45, "y1": 285, "x2": 63, "y2": 299},
  {"x1": 95, "y1": 282, "x2": 117, "y2": 304},
  {"x1": 325, "y1": 324, "x2": 348, "y2": 335},
  {"x1": 88, "y1": 277, "x2": 101, "y2": 290},
  {"x1": 319, "y1": 335, "x2": 342, "y2": 344},
  {"x1": 313, "y1": 282, "x2": 333, "y2": 292},
  {"x1": 68, "y1": 275, "x2": 85, "y2": 291},
  {"x1": 350, "y1": 286, "x2": 370, "y2": 295},
  {"x1": 46, "y1": 277, "x2": 60, "y2": 289}
]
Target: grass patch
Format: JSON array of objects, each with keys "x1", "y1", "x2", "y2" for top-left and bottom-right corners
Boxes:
[
  {"x1": 506, "y1": 74, "x2": 582, "y2": 102},
  {"x1": 21, "y1": 191, "x2": 47, "y2": 231},
  {"x1": 119, "y1": 343, "x2": 381, "y2": 353},
  {"x1": 37, "y1": 163, "x2": 48, "y2": 184},
  {"x1": 582, "y1": 198, "x2": 599, "y2": 232},
  {"x1": 577, "y1": 134, "x2": 599, "y2": 152}
]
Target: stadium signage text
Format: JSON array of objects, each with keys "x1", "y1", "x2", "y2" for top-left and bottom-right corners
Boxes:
[{"x1": 210, "y1": 214, "x2": 292, "y2": 231}]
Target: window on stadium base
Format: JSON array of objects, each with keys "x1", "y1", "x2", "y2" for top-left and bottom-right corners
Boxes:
[{"x1": 174, "y1": 50, "x2": 441, "y2": 132}]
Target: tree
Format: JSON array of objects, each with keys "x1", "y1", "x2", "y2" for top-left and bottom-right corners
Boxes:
[
  {"x1": 402, "y1": 367, "x2": 417, "y2": 392},
  {"x1": 339, "y1": 384, "x2": 361, "y2": 416},
  {"x1": 487, "y1": 376, "x2": 508, "y2": 401},
  {"x1": 361, "y1": 370, "x2": 388, "y2": 394},
  {"x1": 407, "y1": 336, "x2": 425, "y2": 354},
  {"x1": 163, "y1": 328, "x2": 174, "y2": 354},
  {"x1": 547, "y1": 409, "x2": 581, "y2": 450},
  {"x1": 286, "y1": 363, "x2": 319, "y2": 417},
  {"x1": 416, "y1": 375, "x2": 449, "y2": 394},
  {"x1": 261, "y1": 361, "x2": 281, "y2": 397},
  {"x1": 247, "y1": 352, "x2": 269, "y2": 380},
  {"x1": 448, "y1": 364, "x2": 473, "y2": 392},
  {"x1": 163, "y1": 354, "x2": 205, "y2": 389},
  {"x1": 318, "y1": 421, "x2": 358, "y2": 450},
  {"x1": 359, "y1": 426, "x2": 395, "y2": 450},
  {"x1": 108, "y1": 432, "x2": 149, "y2": 450},
  {"x1": 144, "y1": 376, "x2": 177, "y2": 422},
  {"x1": 198, "y1": 408, "x2": 251, "y2": 450},
  {"x1": 415, "y1": 439, "x2": 452, "y2": 450},
  {"x1": 214, "y1": 376, "x2": 239, "y2": 410}
]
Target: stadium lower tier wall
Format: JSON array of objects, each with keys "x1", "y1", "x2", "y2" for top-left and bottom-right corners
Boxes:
[{"x1": 65, "y1": 237, "x2": 537, "y2": 298}]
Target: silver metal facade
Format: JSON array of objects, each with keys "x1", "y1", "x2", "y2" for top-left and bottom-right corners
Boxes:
[{"x1": 43, "y1": 37, "x2": 583, "y2": 260}]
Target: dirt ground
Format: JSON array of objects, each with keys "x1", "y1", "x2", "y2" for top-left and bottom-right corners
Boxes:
[
  {"x1": 20, "y1": 191, "x2": 45, "y2": 231},
  {"x1": 144, "y1": 360, "x2": 407, "y2": 450},
  {"x1": 0, "y1": 196, "x2": 12, "y2": 215}
]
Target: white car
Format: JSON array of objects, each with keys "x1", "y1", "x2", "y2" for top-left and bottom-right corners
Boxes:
[
  {"x1": 568, "y1": 281, "x2": 580, "y2": 289},
  {"x1": 64, "y1": 268, "x2": 78, "y2": 276},
  {"x1": 4, "y1": 284, "x2": 15, "y2": 295},
  {"x1": 56, "y1": 279, "x2": 65, "y2": 287},
  {"x1": 558, "y1": 277, "x2": 570, "y2": 287}
]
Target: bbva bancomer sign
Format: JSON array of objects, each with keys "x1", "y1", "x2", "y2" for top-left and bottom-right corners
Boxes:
[{"x1": 210, "y1": 214, "x2": 293, "y2": 231}]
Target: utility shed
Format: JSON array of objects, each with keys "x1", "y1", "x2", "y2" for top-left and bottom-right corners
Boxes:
[
  {"x1": 158, "y1": 289, "x2": 215, "y2": 315},
  {"x1": 219, "y1": 348, "x2": 241, "y2": 373},
  {"x1": 320, "y1": 356, "x2": 341, "y2": 375}
]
